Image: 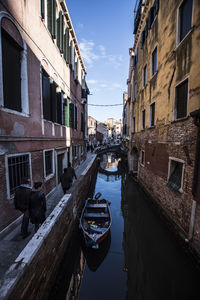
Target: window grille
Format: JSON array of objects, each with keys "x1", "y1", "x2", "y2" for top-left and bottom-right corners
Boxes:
[
  {"x1": 8, "y1": 155, "x2": 30, "y2": 195},
  {"x1": 168, "y1": 160, "x2": 183, "y2": 191}
]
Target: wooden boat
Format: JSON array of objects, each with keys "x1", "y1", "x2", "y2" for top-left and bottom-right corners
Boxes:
[{"x1": 80, "y1": 193, "x2": 111, "y2": 249}]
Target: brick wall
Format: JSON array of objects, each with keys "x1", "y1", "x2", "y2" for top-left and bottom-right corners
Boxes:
[{"x1": 0, "y1": 157, "x2": 97, "y2": 299}]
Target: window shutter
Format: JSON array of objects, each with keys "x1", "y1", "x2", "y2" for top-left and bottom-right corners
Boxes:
[
  {"x1": 63, "y1": 98, "x2": 69, "y2": 126},
  {"x1": 75, "y1": 105, "x2": 78, "y2": 129},
  {"x1": 56, "y1": 15, "x2": 60, "y2": 49},
  {"x1": 69, "y1": 41, "x2": 72, "y2": 68},
  {"x1": 47, "y1": 0, "x2": 56, "y2": 38},
  {"x1": 155, "y1": 0, "x2": 159, "y2": 14},
  {"x1": 69, "y1": 103, "x2": 74, "y2": 128},
  {"x1": 60, "y1": 12, "x2": 64, "y2": 53},
  {"x1": 52, "y1": 0, "x2": 56, "y2": 38},
  {"x1": 40, "y1": 0, "x2": 45, "y2": 19},
  {"x1": 42, "y1": 71, "x2": 51, "y2": 120},
  {"x1": 50, "y1": 81, "x2": 57, "y2": 122},
  {"x1": 64, "y1": 27, "x2": 69, "y2": 63},
  {"x1": 56, "y1": 92, "x2": 62, "y2": 124}
]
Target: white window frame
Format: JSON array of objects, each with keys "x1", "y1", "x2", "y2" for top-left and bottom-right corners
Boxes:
[
  {"x1": 43, "y1": 149, "x2": 55, "y2": 180},
  {"x1": 167, "y1": 157, "x2": 185, "y2": 193},
  {"x1": 174, "y1": 76, "x2": 189, "y2": 121},
  {"x1": 0, "y1": 12, "x2": 29, "y2": 117},
  {"x1": 177, "y1": 0, "x2": 194, "y2": 46},
  {"x1": 5, "y1": 152, "x2": 32, "y2": 199}
]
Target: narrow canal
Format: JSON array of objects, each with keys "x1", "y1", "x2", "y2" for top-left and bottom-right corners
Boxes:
[{"x1": 45, "y1": 153, "x2": 200, "y2": 300}]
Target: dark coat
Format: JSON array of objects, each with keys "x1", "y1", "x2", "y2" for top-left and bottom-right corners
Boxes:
[
  {"x1": 60, "y1": 172, "x2": 71, "y2": 190},
  {"x1": 29, "y1": 191, "x2": 46, "y2": 224},
  {"x1": 14, "y1": 185, "x2": 32, "y2": 213}
]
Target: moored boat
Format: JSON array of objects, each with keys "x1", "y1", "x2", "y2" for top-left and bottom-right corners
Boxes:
[{"x1": 80, "y1": 193, "x2": 111, "y2": 249}]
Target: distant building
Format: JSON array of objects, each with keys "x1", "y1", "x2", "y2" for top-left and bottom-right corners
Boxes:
[{"x1": 124, "y1": 0, "x2": 200, "y2": 253}]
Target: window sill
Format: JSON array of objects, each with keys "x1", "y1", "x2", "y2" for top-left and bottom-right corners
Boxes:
[
  {"x1": 0, "y1": 107, "x2": 30, "y2": 117},
  {"x1": 175, "y1": 27, "x2": 194, "y2": 51},
  {"x1": 151, "y1": 71, "x2": 157, "y2": 80},
  {"x1": 171, "y1": 116, "x2": 189, "y2": 124},
  {"x1": 45, "y1": 173, "x2": 54, "y2": 182}
]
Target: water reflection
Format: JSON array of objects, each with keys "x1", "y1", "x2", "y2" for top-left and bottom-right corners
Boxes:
[{"x1": 81, "y1": 231, "x2": 111, "y2": 272}]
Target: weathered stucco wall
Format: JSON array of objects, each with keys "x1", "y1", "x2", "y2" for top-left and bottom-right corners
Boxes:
[{"x1": 126, "y1": 0, "x2": 200, "y2": 254}]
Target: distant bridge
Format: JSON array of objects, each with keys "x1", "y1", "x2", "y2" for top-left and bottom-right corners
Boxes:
[{"x1": 95, "y1": 144, "x2": 127, "y2": 157}]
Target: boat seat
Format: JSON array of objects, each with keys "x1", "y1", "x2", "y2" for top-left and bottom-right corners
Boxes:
[
  {"x1": 87, "y1": 204, "x2": 107, "y2": 208},
  {"x1": 84, "y1": 212, "x2": 109, "y2": 218}
]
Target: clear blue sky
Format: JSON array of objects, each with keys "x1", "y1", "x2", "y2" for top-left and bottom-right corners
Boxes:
[{"x1": 66, "y1": 0, "x2": 136, "y2": 123}]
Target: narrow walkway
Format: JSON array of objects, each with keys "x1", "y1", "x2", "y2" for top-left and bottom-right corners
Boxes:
[{"x1": 0, "y1": 152, "x2": 96, "y2": 280}]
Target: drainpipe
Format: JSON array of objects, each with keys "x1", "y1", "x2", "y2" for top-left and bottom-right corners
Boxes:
[{"x1": 188, "y1": 109, "x2": 200, "y2": 240}]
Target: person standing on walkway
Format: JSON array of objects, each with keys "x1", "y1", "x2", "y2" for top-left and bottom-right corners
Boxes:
[
  {"x1": 14, "y1": 177, "x2": 32, "y2": 239},
  {"x1": 60, "y1": 162, "x2": 77, "y2": 194},
  {"x1": 66, "y1": 162, "x2": 77, "y2": 189},
  {"x1": 29, "y1": 182, "x2": 46, "y2": 233},
  {"x1": 60, "y1": 168, "x2": 70, "y2": 194}
]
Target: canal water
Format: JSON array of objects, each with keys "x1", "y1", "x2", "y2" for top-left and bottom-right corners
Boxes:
[{"x1": 46, "y1": 153, "x2": 200, "y2": 300}]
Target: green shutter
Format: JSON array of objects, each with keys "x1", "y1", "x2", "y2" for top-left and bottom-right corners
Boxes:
[
  {"x1": 69, "y1": 103, "x2": 74, "y2": 128},
  {"x1": 75, "y1": 105, "x2": 78, "y2": 129},
  {"x1": 63, "y1": 98, "x2": 69, "y2": 126},
  {"x1": 47, "y1": 0, "x2": 56, "y2": 38},
  {"x1": 60, "y1": 13, "x2": 64, "y2": 53},
  {"x1": 52, "y1": 0, "x2": 56, "y2": 38},
  {"x1": 64, "y1": 27, "x2": 70, "y2": 63},
  {"x1": 47, "y1": 0, "x2": 53, "y2": 34},
  {"x1": 56, "y1": 15, "x2": 60, "y2": 48},
  {"x1": 40, "y1": 0, "x2": 45, "y2": 19}
]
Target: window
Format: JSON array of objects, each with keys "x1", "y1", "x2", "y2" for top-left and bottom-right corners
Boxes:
[
  {"x1": 148, "y1": 0, "x2": 159, "y2": 29},
  {"x1": 0, "y1": 16, "x2": 28, "y2": 115},
  {"x1": 42, "y1": 69, "x2": 63, "y2": 124},
  {"x1": 44, "y1": 150, "x2": 54, "y2": 178},
  {"x1": 143, "y1": 65, "x2": 147, "y2": 87},
  {"x1": 63, "y1": 97, "x2": 69, "y2": 126},
  {"x1": 142, "y1": 110, "x2": 145, "y2": 130},
  {"x1": 175, "y1": 79, "x2": 188, "y2": 119},
  {"x1": 141, "y1": 30, "x2": 145, "y2": 49},
  {"x1": 56, "y1": 11, "x2": 64, "y2": 52},
  {"x1": 74, "y1": 105, "x2": 78, "y2": 130},
  {"x1": 69, "y1": 102, "x2": 74, "y2": 128},
  {"x1": 134, "y1": 82, "x2": 137, "y2": 99},
  {"x1": 141, "y1": 150, "x2": 145, "y2": 166},
  {"x1": 81, "y1": 112, "x2": 84, "y2": 132},
  {"x1": 7, "y1": 154, "x2": 30, "y2": 197},
  {"x1": 178, "y1": 0, "x2": 193, "y2": 43},
  {"x1": 168, "y1": 158, "x2": 184, "y2": 192},
  {"x1": 133, "y1": 117, "x2": 135, "y2": 133},
  {"x1": 150, "y1": 102, "x2": 155, "y2": 127},
  {"x1": 64, "y1": 27, "x2": 70, "y2": 64},
  {"x1": 152, "y1": 47, "x2": 157, "y2": 76},
  {"x1": 47, "y1": 0, "x2": 56, "y2": 38}
]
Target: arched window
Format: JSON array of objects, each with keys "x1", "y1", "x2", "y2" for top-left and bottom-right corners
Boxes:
[{"x1": 0, "y1": 12, "x2": 28, "y2": 115}]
